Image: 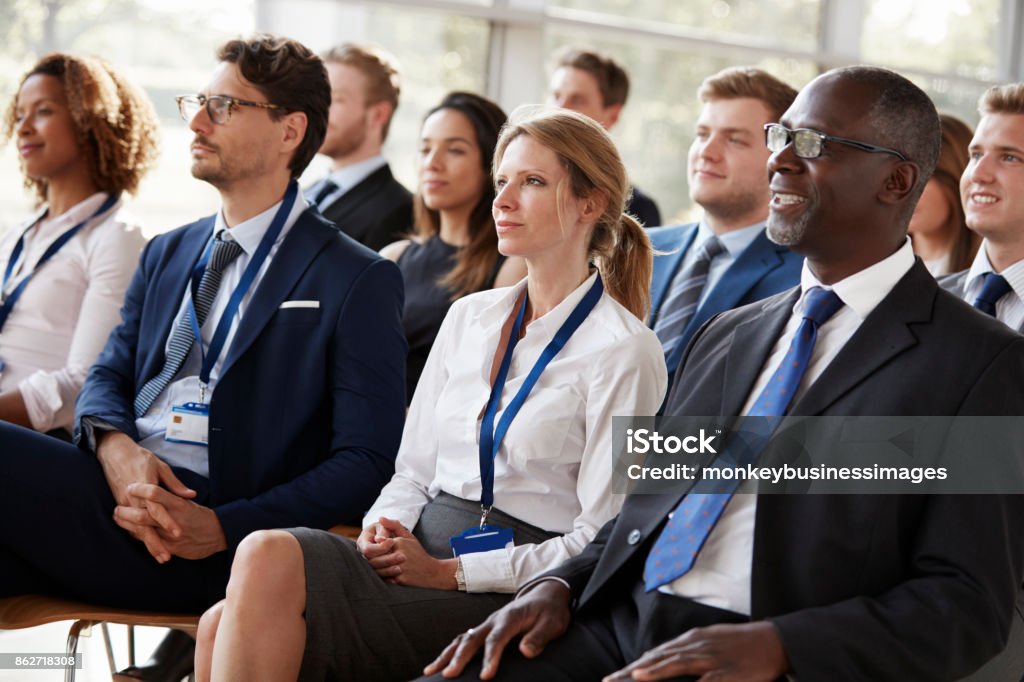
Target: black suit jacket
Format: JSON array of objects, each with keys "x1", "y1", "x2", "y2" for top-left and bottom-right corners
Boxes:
[
  {"x1": 626, "y1": 185, "x2": 661, "y2": 228},
  {"x1": 318, "y1": 164, "x2": 413, "y2": 251},
  {"x1": 547, "y1": 261, "x2": 1024, "y2": 681}
]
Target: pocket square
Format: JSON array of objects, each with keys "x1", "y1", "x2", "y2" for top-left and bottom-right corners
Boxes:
[{"x1": 279, "y1": 300, "x2": 320, "y2": 309}]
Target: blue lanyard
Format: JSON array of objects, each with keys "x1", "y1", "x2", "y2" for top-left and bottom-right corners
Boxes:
[
  {"x1": 478, "y1": 274, "x2": 604, "y2": 513},
  {"x1": 186, "y1": 180, "x2": 298, "y2": 393},
  {"x1": 0, "y1": 193, "x2": 119, "y2": 334}
]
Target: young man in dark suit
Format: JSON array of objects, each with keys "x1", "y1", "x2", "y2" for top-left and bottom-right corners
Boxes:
[
  {"x1": 305, "y1": 43, "x2": 413, "y2": 251},
  {"x1": 649, "y1": 67, "x2": 801, "y2": 383},
  {"x1": 0, "y1": 34, "x2": 406, "y2": 679},
  {"x1": 549, "y1": 47, "x2": 662, "y2": 227},
  {"x1": 421, "y1": 66, "x2": 1024, "y2": 682}
]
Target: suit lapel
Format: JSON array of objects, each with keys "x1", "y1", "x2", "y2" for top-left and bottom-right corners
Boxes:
[
  {"x1": 791, "y1": 262, "x2": 933, "y2": 415},
  {"x1": 650, "y1": 225, "x2": 697, "y2": 323},
  {"x1": 666, "y1": 232, "x2": 787, "y2": 372},
  {"x1": 141, "y1": 219, "x2": 212, "y2": 383},
  {"x1": 219, "y1": 210, "x2": 333, "y2": 377},
  {"x1": 323, "y1": 165, "x2": 391, "y2": 228},
  {"x1": 720, "y1": 290, "x2": 798, "y2": 416}
]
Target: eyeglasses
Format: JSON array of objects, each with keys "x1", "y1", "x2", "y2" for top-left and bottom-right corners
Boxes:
[
  {"x1": 764, "y1": 123, "x2": 908, "y2": 161},
  {"x1": 175, "y1": 94, "x2": 282, "y2": 125}
]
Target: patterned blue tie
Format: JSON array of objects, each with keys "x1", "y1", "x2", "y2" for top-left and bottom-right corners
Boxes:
[
  {"x1": 644, "y1": 286, "x2": 845, "y2": 591},
  {"x1": 654, "y1": 236, "x2": 725, "y2": 360},
  {"x1": 133, "y1": 233, "x2": 244, "y2": 417},
  {"x1": 972, "y1": 272, "x2": 1012, "y2": 317}
]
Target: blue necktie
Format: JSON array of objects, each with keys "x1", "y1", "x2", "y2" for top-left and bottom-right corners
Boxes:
[
  {"x1": 973, "y1": 272, "x2": 1012, "y2": 317},
  {"x1": 134, "y1": 234, "x2": 244, "y2": 417},
  {"x1": 644, "y1": 286, "x2": 845, "y2": 592},
  {"x1": 654, "y1": 236, "x2": 725, "y2": 360},
  {"x1": 312, "y1": 180, "x2": 339, "y2": 208}
]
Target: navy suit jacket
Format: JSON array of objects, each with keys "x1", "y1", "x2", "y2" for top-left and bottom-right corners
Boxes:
[
  {"x1": 74, "y1": 207, "x2": 407, "y2": 551},
  {"x1": 648, "y1": 223, "x2": 801, "y2": 378}
]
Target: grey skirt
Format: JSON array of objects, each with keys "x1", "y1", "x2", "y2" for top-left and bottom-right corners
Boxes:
[{"x1": 288, "y1": 493, "x2": 557, "y2": 682}]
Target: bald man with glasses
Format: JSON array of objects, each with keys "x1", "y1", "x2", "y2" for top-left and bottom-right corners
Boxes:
[{"x1": 0, "y1": 33, "x2": 405, "y2": 679}]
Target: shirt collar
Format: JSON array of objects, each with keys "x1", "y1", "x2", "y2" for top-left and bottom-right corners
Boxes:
[
  {"x1": 213, "y1": 190, "x2": 309, "y2": 255},
  {"x1": 965, "y1": 240, "x2": 1024, "y2": 301},
  {"x1": 475, "y1": 271, "x2": 600, "y2": 336},
  {"x1": 327, "y1": 154, "x2": 387, "y2": 193},
  {"x1": 797, "y1": 237, "x2": 915, "y2": 320},
  {"x1": 695, "y1": 218, "x2": 765, "y2": 258},
  {"x1": 26, "y1": 192, "x2": 114, "y2": 236}
]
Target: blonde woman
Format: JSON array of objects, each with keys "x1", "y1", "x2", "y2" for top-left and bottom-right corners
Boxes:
[{"x1": 194, "y1": 107, "x2": 667, "y2": 682}]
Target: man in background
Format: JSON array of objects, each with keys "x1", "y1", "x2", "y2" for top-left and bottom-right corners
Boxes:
[{"x1": 306, "y1": 42, "x2": 413, "y2": 251}]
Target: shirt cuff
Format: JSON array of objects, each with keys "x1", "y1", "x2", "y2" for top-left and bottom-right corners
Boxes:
[
  {"x1": 458, "y1": 547, "x2": 516, "y2": 593},
  {"x1": 79, "y1": 416, "x2": 120, "y2": 454}
]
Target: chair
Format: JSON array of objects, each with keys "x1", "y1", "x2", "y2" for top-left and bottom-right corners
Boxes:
[{"x1": 0, "y1": 524, "x2": 361, "y2": 681}]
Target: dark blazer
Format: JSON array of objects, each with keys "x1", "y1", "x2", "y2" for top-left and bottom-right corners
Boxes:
[
  {"x1": 548, "y1": 262, "x2": 1024, "y2": 681},
  {"x1": 648, "y1": 223, "x2": 802, "y2": 379},
  {"x1": 626, "y1": 185, "x2": 661, "y2": 228},
  {"x1": 315, "y1": 163, "x2": 413, "y2": 251},
  {"x1": 74, "y1": 208, "x2": 408, "y2": 550}
]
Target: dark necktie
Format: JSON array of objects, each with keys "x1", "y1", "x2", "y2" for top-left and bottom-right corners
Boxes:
[
  {"x1": 134, "y1": 234, "x2": 245, "y2": 417},
  {"x1": 654, "y1": 236, "x2": 725, "y2": 360},
  {"x1": 644, "y1": 286, "x2": 845, "y2": 591},
  {"x1": 312, "y1": 180, "x2": 339, "y2": 208},
  {"x1": 972, "y1": 272, "x2": 1012, "y2": 317}
]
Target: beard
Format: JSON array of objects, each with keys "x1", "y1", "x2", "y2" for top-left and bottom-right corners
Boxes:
[
  {"x1": 321, "y1": 115, "x2": 369, "y2": 162},
  {"x1": 766, "y1": 207, "x2": 811, "y2": 246}
]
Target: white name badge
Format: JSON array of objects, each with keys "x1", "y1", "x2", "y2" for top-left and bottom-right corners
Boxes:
[{"x1": 166, "y1": 402, "x2": 210, "y2": 446}]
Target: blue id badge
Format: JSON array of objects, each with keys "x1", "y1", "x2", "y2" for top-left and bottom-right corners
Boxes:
[
  {"x1": 449, "y1": 525, "x2": 515, "y2": 557},
  {"x1": 166, "y1": 402, "x2": 210, "y2": 446}
]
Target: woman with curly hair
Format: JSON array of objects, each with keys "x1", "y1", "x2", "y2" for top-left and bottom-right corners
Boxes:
[{"x1": 0, "y1": 53, "x2": 158, "y2": 436}]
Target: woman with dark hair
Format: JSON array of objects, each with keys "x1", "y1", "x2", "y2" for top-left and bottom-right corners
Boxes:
[
  {"x1": 193, "y1": 106, "x2": 666, "y2": 681},
  {"x1": 381, "y1": 92, "x2": 526, "y2": 400},
  {"x1": 0, "y1": 53, "x2": 157, "y2": 435},
  {"x1": 908, "y1": 113, "x2": 979, "y2": 276}
]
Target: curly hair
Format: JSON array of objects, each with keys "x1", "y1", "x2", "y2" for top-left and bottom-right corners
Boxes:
[{"x1": 3, "y1": 53, "x2": 160, "y2": 204}]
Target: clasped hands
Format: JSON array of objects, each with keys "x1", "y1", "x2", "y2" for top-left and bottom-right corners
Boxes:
[
  {"x1": 97, "y1": 431, "x2": 226, "y2": 563},
  {"x1": 357, "y1": 516, "x2": 458, "y2": 590},
  {"x1": 423, "y1": 581, "x2": 789, "y2": 681}
]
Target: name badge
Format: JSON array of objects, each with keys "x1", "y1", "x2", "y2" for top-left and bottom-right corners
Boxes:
[
  {"x1": 165, "y1": 402, "x2": 210, "y2": 446},
  {"x1": 449, "y1": 525, "x2": 514, "y2": 557}
]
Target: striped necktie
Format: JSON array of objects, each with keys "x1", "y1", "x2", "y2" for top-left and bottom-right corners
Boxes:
[
  {"x1": 654, "y1": 236, "x2": 725, "y2": 360},
  {"x1": 644, "y1": 286, "x2": 845, "y2": 591},
  {"x1": 133, "y1": 234, "x2": 244, "y2": 417}
]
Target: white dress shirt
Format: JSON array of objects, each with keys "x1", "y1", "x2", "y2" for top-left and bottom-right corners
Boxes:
[
  {"x1": 666, "y1": 239, "x2": 916, "y2": 614},
  {"x1": 136, "y1": 193, "x2": 308, "y2": 476},
  {"x1": 961, "y1": 241, "x2": 1024, "y2": 331},
  {"x1": 307, "y1": 154, "x2": 387, "y2": 212},
  {"x1": 365, "y1": 272, "x2": 668, "y2": 593},
  {"x1": 0, "y1": 193, "x2": 145, "y2": 431}
]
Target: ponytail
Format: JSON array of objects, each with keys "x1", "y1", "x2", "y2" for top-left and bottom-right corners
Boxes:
[{"x1": 589, "y1": 211, "x2": 652, "y2": 321}]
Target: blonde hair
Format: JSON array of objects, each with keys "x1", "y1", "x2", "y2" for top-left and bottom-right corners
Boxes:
[
  {"x1": 979, "y1": 82, "x2": 1024, "y2": 115},
  {"x1": 493, "y1": 107, "x2": 653, "y2": 320},
  {"x1": 322, "y1": 42, "x2": 401, "y2": 140},
  {"x1": 4, "y1": 53, "x2": 159, "y2": 204}
]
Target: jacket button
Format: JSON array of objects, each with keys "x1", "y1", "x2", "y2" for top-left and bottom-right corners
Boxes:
[{"x1": 627, "y1": 529, "x2": 642, "y2": 545}]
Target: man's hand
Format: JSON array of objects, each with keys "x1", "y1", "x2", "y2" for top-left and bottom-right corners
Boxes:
[
  {"x1": 113, "y1": 483, "x2": 226, "y2": 560},
  {"x1": 602, "y1": 622, "x2": 789, "y2": 682},
  {"x1": 423, "y1": 579, "x2": 572, "y2": 680},
  {"x1": 96, "y1": 431, "x2": 195, "y2": 563}
]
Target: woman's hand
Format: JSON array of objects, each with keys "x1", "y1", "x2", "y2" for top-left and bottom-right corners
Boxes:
[{"x1": 363, "y1": 517, "x2": 459, "y2": 589}]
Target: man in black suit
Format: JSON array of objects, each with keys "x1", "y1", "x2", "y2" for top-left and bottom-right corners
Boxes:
[
  {"x1": 549, "y1": 47, "x2": 661, "y2": 227},
  {"x1": 306, "y1": 43, "x2": 413, "y2": 251},
  {"x1": 421, "y1": 66, "x2": 1024, "y2": 682}
]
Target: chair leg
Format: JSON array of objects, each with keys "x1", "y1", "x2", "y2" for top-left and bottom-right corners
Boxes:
[
  {"x1": 65, "y1": 619, "x2": 93, "y2": 682},
  {"x1": 101, "y1": 622, "x2": 117, "y2": 674}
]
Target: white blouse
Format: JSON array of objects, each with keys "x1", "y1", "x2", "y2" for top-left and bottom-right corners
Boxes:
[
  {"x1": 364, "y1": 273, "x2": 667, "y2": 593},
  {"x1": 0, "y1": 193, "x2": 146, "y2": 431}
]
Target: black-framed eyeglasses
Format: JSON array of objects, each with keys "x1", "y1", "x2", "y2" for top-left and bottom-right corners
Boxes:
[
  {"x1": 175, "y1": 94, "x2": 282, "y2": 125},
  {"x1": 764, "y1": 123, "x2": 908, "y2": 161}
]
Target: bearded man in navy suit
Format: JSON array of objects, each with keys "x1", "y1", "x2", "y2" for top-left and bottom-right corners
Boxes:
[{"x1": 0, "y1": 34, "x2": 406, "y2": 617}]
